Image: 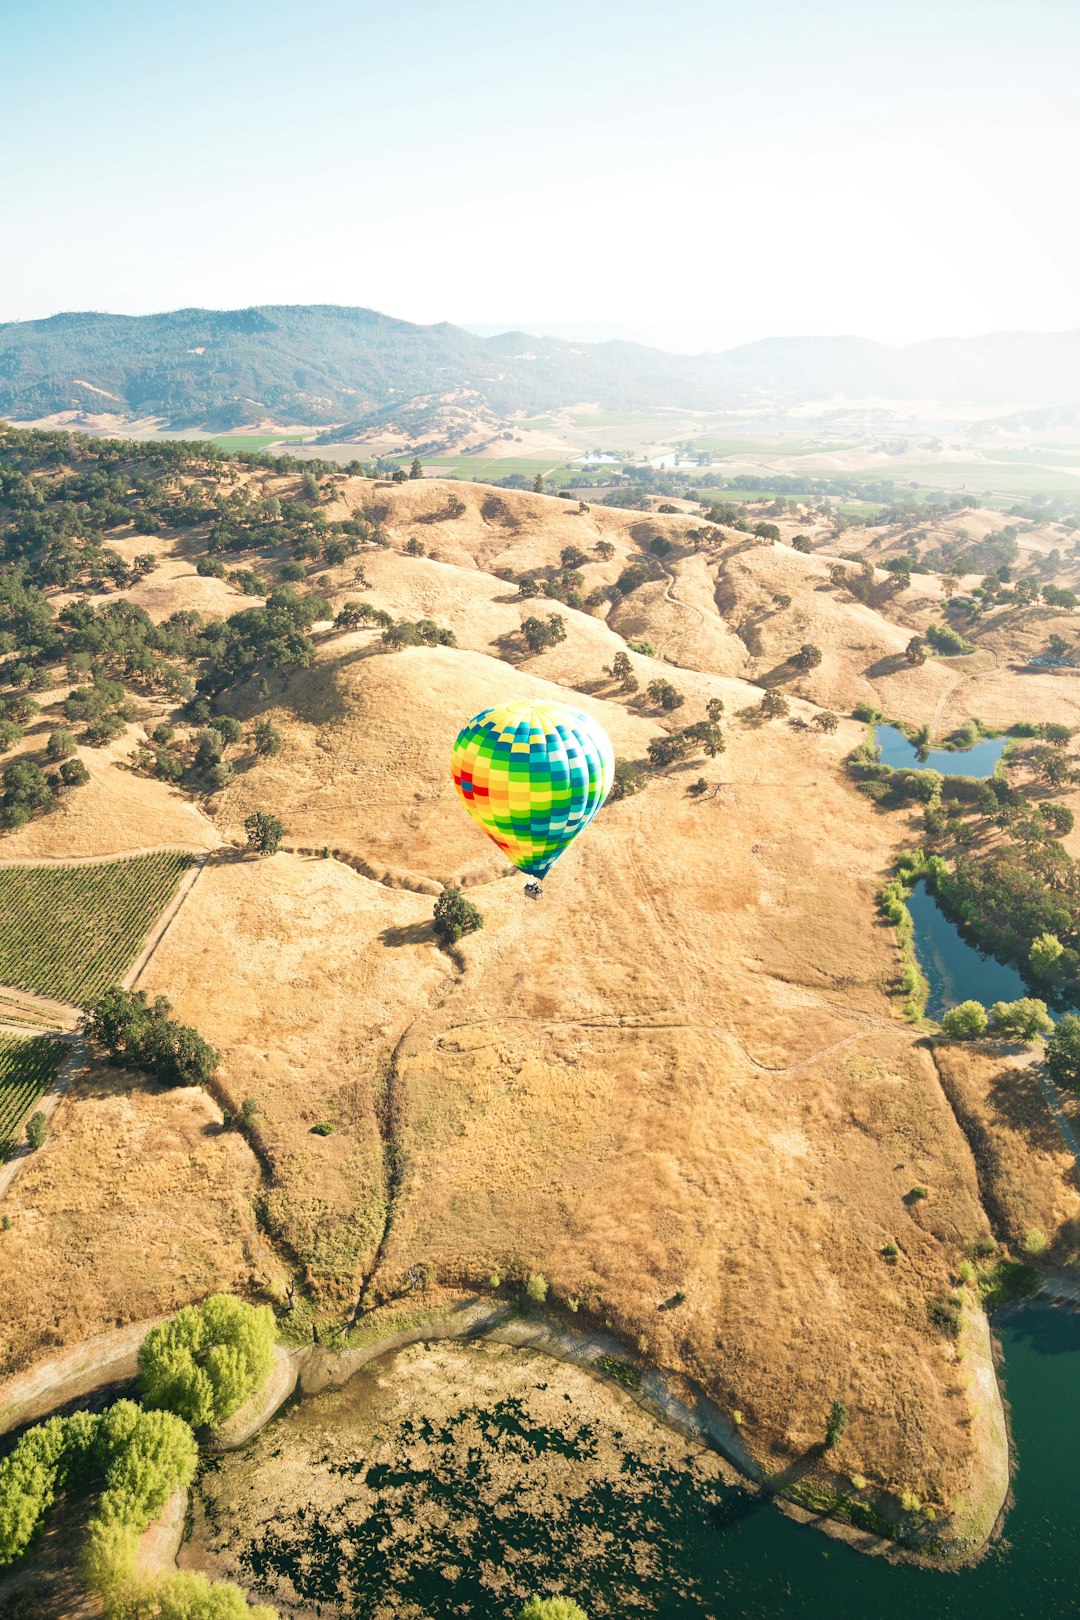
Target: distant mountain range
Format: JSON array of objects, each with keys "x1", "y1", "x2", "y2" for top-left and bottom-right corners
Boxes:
[{"x1": 0, "y1": 305, "x2": 1076, "y2": 431}]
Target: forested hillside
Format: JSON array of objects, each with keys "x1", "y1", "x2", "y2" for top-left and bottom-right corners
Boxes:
[{"x1": 3, "y1": 306, "x2": 1080, "y2": 430}]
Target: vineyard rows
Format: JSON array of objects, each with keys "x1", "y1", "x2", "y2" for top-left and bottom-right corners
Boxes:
[
  {"x1": 0, "y1": 852, "x2": 191, "y2": 1005},
  {"x1": 0, "y1": 1034, "x2": 67, "y2": 1157}
]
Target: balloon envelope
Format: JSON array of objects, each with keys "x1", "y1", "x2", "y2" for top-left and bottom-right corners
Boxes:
[{"x1": 451, "y1": 699, "x2": 615, "y2": 878}]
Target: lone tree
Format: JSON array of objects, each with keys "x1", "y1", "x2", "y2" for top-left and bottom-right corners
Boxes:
[
  {"x1": 905, "y1": 635, "x2": 928, "y2": 665},
  {"x1": 245, "y1": 811, "x2": 285, "y2": 855},
  {"x1": 533, "y1": 473, "x2": 545, "y2": 494},
  {"x1": 409, "y1": 457, "x2": 423, "y2": 480},
  {"x1": 791, "y1": 534, "x2": 812, "y2": 553},
  {"x1": 608, "y1": 759, "x2": 646, "y2": 800},
  {"x1": 433, "y1": 886, "x2": 484, "y2": 948},
  {"x1": 1046, "y1": 1014, "x2": 1080, "y2": 1091},
  {"x1": 646, "y1": 678, "x2": 685, "y2": 712},
  {"x1": 759, "y1": 690, "x2": 790, "y2": 720},
  {"x1": 25, "y1": 1110, "x2": 47, "y2": 1151},
  {"x1": 521, "y1": 614, "x2": 566, "y2": 655},
  {"x1": 814, "y1": 710, "x2": 839, "y2": 733},
  {"x1": 790, "y1": 643, "x2": 823, "y2": 670},
  {"x1": 253, "y1": 719, "x2": 283, "y2": 757},
  {"x1": 824, "y1": 1400, "x2": 849, "y2": 1449}
]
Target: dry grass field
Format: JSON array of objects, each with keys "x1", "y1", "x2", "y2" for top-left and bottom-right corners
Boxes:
[{"x1": 4, "y1": 465, "x2": 1080, "y2": 1546}]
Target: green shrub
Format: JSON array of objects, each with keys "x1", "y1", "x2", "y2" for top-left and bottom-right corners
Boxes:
[
  {"x1": 853, "y1": 702, "x2": 883, "y2": 723},
  {"x1": 596, "y1": 1354, "x2": 642, "y2": 1390},
  {"x1": 137, "y1": 1295, "x2": 276, "y2": 1430},
  {"x1": 941, "y1": 1000, "x2": 988, "y2": 1039},
  {"x1": 518, "y1": 1599, "x2": 589, "y2": 1620},
  {"x1": 310, "y1": 1121, "x2": 335, "y2": 1136},
  {"x1": 525, "y1": 1271, "x2": 548, "y2": 1303}
]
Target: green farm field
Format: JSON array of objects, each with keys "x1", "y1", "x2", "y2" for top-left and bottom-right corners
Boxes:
[
  {"x1": 0, "y1": 853, "x2": 191, "y2": 1004},
  {"x1": 0, "y1": 1034, "x2": 67, "y2": 1157},
  {"x1": 209, "y1": 434, "x2": 311, "y2": 451}
]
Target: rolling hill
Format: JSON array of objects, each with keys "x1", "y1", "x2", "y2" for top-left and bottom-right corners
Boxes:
[{"x1": 2, "y1": 306, "x2": 1080, "y2": 430}]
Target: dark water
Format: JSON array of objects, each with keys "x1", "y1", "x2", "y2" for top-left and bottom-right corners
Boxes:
[
  {"x1": 196, "y1": 1311, "x2": 1080, "y2": 1620},
  {"x1": 906, "y1": 883, "x2": 1030, "y2": 1021},
  {"x1": 874, "y1": 725, "x2": 1008, "y2": 779}
]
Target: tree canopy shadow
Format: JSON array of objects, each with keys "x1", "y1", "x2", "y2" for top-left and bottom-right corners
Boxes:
[{"x1": 379, "y1": 920, "x2": 435, "y2": 948}]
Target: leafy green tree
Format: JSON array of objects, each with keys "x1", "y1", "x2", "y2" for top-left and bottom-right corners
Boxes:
[
  {"x1": 245, "y1": 811, "x2": 285, "y2": 854},
  {"x1": 905, "y1": 636, "x2": 927, "y2": 665},
  {"x1": 1046, "y1": 1014, "x2": 1080, "y2": 1091},
  {"x1": 989, "y1": 998, "x2": 1052, "y2": 1041},
  {"x1": 117, "y1": 1572, "x2": 280, "y2": 1618},
  {"x1": 59, "y1": 758, "x2": 90, "y2": 787},
  {"x1": 941, "y1": 1000, "x2": 988, "y2": 1039},
  {"x1": 1030, "y1": 932, "x2": 1065, "y2": 979},
  {"x1": 518, "y1": 1599, "x2": 589, "y2": 1620},
  {"x1": 533, "y1": 474, "x2": 545, "y2": 494},
  {"x1": 594, "y1": 541, "x2": 615, "y2": 561},
  {"x1": 138, "y1": 1296, "x2": 276, "y2": 1431},
  {"x1": 646, "y1": 678, "x2": 684, "y2": 711},
  {"x1": 647, "y1": 735, "x2": 691, "y2": 768},
  {"x1": 790, "y1": 643, "x2": 822, "y2": 670},
  {"x1": 409, "y1": 457, "x2": 423, "y2": 480},
  {"x1": 791, "y1": 535, "x2": 812, "y2": 553},
  {"x1": 47, "y1": 727, "x2": 77, "y2": 760},
  {"x1": 753, "y1": 522, "x2": 781, "y2": 543},
  {"x1": 759, "y1": 690, "x2": 789, "y2": 720},
  {"x1": 433, "y1": 887, "x2": 484, "y2": 947},
  {"x1": 208, "y1": 714, "x2": 243, "y2": 747},
  {"x1": 706, "y1": 697, "x2": 724, "y2": 723},
  {"x1": 608, "y1": 759, "x2": 645, "y2": 800},
  {"x1": 253, "y1": 719, "x2": 283, "y2": 758},
  {"x1": 814, "y1": 711, "x2": 839, "y2": 733},
  {"x1": 521, "y1": 614, "x2": 566, "y2": 655},
  {"x1": 25, "y1": 1110, "x2": 47, "y2": 1150},
  {"x1": 86, "y1": 988, "x2": 220, "y2": 1088}
]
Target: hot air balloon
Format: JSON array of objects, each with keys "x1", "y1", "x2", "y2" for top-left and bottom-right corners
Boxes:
[{"x1": 451, "y1": 699, "x2": 614, "y2": 887}]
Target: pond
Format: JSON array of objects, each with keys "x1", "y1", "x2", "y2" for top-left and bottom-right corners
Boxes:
[
  {"x1": 906, "y1": 883, "x2": 1030, "y2": 1021},
  {"x1": 179, "y1": 1312, "x2": 1080, "y2": 1620},
  {"x1": 874, "y1": 725, "x2": 1008, "y2": 779}
]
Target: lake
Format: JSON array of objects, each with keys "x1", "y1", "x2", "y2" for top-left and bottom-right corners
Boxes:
[
  {"x1": 874, "y1": 725, "x2": 1008, "y2": 779},
  {"x1": 179, "y1": 1312, "x2": 1080, "y2": 1619}
]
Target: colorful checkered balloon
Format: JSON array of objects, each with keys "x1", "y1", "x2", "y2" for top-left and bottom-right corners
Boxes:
[{"x1": 451, "y1": 699, "x2": 615, "y2": 878}]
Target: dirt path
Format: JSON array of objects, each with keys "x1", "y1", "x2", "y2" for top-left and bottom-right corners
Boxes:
[
  {"x1": 0, "y1": 985, "x2": 81, "y2": 1032},
  {"x1": 126, "y1": 853, "x2": 211, "y2": 990},
  {"x1": 0, "y1": 842, "x2": 218, "y2": 870}
]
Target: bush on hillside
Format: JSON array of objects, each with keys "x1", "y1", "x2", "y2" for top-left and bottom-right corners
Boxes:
[
  {"x1": 433, "y1": 887, "x2": 484, "y2": 948},
  {"x1": 138, "y1": 1296, "x2": 276, "y2": 1431}
]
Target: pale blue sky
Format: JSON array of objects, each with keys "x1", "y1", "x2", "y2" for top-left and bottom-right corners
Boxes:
[{"x1": 3, "y1": 0, "x2": 1079, "y2": 347}]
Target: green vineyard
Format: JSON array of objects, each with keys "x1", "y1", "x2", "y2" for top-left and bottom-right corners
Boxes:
[
  {"x1": 0, "y1": 1034, "x2": 68, "y2": 1158},
  {"x1": 0, "y1": 852, "x2": 192, "y2": 1005}
]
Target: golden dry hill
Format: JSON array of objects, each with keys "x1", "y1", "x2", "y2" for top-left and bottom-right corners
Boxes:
[{"x1": 3, "y1": 454, "x2": 1080, "y2": 1555}]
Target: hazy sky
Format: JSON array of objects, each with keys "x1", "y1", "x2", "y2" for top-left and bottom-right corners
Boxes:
[{"x1": 3, "y1": 0, "x2": 1079, "y2": 349}]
